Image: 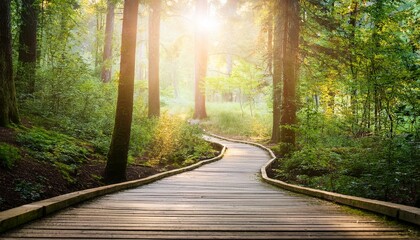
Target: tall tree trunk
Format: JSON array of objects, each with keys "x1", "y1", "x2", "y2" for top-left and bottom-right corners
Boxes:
[
  {"x1": 148, "y1": 0, "x2": 161, "y2": 118},
  {"x1": 271, "y1": 1, "x2": 284, "y2": 143},
  {"x1": 101, "y1": 0, "x2": 115, "y2": 83},
  {"x1": 222, "y1": 0, "x2": 237, "y2": 102},
  {"x1": 104, "y1": 0, "x2": 139, "y2": 184},
  {"x1": 0, "y1": 0, "x2": 20, "y2": 126},
  {"x1": 17, "y1": 0, "x2": 38, "y2": 94},
  {"x1": 349, "y1": 0, "x2": 359, "y2": 135},
  {"x1": 371, "y1": 0, "x2": 384, "y2": 135},
  {"x1": 279, "y1": 0, "x2": 300, "y2": 155},
  {"x1": 222, "y1": 54, "x2": 233, "y2": 102},
  {"x1": 267, "y1": 16, "x2": 273, "y2": 76},
  {"x1": 37, "y1": 0, "x2": 45, "y2": 63},
  {"x1": 193, "y1": 0, "x2": 208, "y2": 119}
]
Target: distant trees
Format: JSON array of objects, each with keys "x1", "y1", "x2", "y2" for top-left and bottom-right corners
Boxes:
[
  {"x1": 17, "y1": 0, "x2": 38, "y2": 95},
  {"x1": 0, "y1": 0, "x2": 20, "y2": 127},
  {"x1": 104, "y1": 0, "x2": 139, "y2": 183},
  {"x1": 101, "y1": 0, "x2": 116, "y2": 83},
  {"x1": 297, "y1": 0, "x2": 419, "y2": 140},
  {"x1": 193, "y1": 0, "x2": 209, "y2": 119},
  {"x1": 148, "y1": 0, "x2": 161, "y2": 118}
]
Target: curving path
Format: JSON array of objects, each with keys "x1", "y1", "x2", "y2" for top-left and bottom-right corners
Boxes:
[{"x1": 1, "y1": 137, "x2": 414, "y2": 239}]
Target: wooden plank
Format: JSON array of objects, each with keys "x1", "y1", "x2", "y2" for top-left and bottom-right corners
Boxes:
[{"x1": 0, "y1": 137, "x2": 415, "y2": 239}]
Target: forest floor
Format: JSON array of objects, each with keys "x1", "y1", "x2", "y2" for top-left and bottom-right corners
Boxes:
[
  {"x1": 0, "y1": 124, "x2": 220, "y2": 212},
  {"x1": 0, "y1": 126, "x2": 157, "y2": 211}
]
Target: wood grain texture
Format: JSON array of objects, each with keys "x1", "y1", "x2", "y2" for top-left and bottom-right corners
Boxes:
[{"x1": 1, "y1": 137, "x2": 416, "y2": 239}]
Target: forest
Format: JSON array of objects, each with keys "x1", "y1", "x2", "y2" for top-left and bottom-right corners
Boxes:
[{"x1": 0, "y1": 0, "x2": 419, "y2": 212}]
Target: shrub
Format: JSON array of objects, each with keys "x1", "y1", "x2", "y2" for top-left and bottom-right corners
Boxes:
[
  {"x1": 274, "y1": 135, "x2": 420, "y2": 206},
  {"x1": 130, "y1": 113, "x2": 216, "y2": 167},
  {"x1": 14, "y1": 180, "x2": 44, "y2": 201},
  {"x1": 0, "y1": 143, "x2": 20, "y2": 169}
]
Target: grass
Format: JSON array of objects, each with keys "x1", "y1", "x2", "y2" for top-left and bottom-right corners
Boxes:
[
  {"x1": 162, "y1": 97, "x2": 272, "y2": 141},
  {"x1": 202, "y1": 102, "x2": 272, "y2": 141}
]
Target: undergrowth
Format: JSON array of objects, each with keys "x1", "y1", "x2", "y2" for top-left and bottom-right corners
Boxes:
[
  {"x1": 273, "y1": 114, "x2": 420, "y2": 207},
  {"x1": 201, "y1": 102, "x2": 271, "y2": 141},
  {"x1": 131, "y1": 113, "x2": 217, "y2": 168},
  {"x1": 16, "y1": 127, "x2": 91, "y2": 183},
  {"x1": 0, "y1": 143, "x2": 20, "y2": 169},
  {"x1": 274, "y1": 136, "x2": 420, "y2": 207}
]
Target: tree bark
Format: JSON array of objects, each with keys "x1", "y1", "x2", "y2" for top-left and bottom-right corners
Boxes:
[
  {"x1": 101, "y1": 0, "x2": 115, "y2": 83},
  {"x1": 17, "y1": 0, "x2": 38, "y2": 94},
  {"x1": 279, "y1": 0, "x2": 299, "y2": 155},
  {"x1": 0, "y1": 0, "x2": 20, "y2": 127},
  {"x1": 267, "y1": 16, "x2": 273, "y2": 76},
  {"x1": 148, "y1": 0, "x2": 161, "y2": 118},
  {"x1": 193, "y1": 0, "x2": 208, "y2": 119},
  {"x1": 271, "y1": 1, "x2": 284, "y2": 143},
  {"x1": 349, "y1": 0, "x2": 359, "y2": 134},
  {"x1": 105, "y1": 0, "x2": 139, "y2": 184}
]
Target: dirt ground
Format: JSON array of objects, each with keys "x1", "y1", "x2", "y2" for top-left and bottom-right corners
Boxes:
[{"x1": 0, "y1": 126, "x2": 159, "y2": 211}]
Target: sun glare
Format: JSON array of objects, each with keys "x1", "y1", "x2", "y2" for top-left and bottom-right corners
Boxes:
[
  {"x1": 185, "y1": 7, "x2": 221, "y2": 34},
  {"x1": 196, "y1": 16, "x2": 220, "y2": 33}
]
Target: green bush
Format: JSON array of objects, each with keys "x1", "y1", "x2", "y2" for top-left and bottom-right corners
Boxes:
[
  {"x1": 146, "y1": 114, "x2": 214, "y2": 166},
  {"x1": 277, "y1": 147, "x2": 339, "y2": 180},
  {"x1": 14, "y1": 180, "x2": 44, "y2": 201},
  {"x1": 130, "y1": 113, "x2": 216, "y2": 167},
  {"x1": 0, "y1": 143, "x2": 20, "y2": 169},
  {"x1": 170, "y1": 123, "x2": 217, "y2": 166},
  {"x1": 274, "y1": 135, "x2": 420, "y2": 206}
]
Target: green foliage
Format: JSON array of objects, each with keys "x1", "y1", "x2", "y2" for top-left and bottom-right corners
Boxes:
[
  {"x1": 54, "y1": 162, "x2": 78, "y2": 184},
  {"x1": 131, "y1": 113, "x2": 216, "y2": 167},
  {"x1": 206, "y1": 61, "x2": 268, "y2": 116},
  {"x1": 17, "y1": 127, "x2": 88, "y2": 164},
  {"x1": 14, "y1": 180, "x2": 44, "y2": 201},
  {"x1": 16, "y1": 0, "x2": 118, "y2": 154},
  {"x1": 268, "y1": 0, "x2": 419, "y2": 207},
  {"x1": 275, "y1": 135, "x2": 420, "y2": 206},
  {"x1": 0, "y1": 143, "x2": 20, "y2": 169},
  {"x1": 17, "y1": 127, "x2": 90, "y2": 183},
  {"x1": 20, "y1": 71, "x2": 117, "y2": 149},
  {"x1": 201, "y1": 103, "x2": 271, "y2": 141}
]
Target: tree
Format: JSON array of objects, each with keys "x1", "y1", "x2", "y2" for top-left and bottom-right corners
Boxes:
[
  {"x1": 221, "y1": 0, "x2": 238, "y2": 102},
  {"x1": 101, "y1": 0, "x2": 116, "y2": 83},
  {"x1": 271, "y1": 0, "x2": 284, "y2": 143},
  {"x1": 17, "y1": 0, "x2": 38, "y2": 94},
  {"x1": 148, "y1": 0, "x2": 161, "y2": 118},
  {"x1": 193, "y1": 0, "x2": 209, "y2": 119},
  {"x1": 0, "y1": 0, "x2": 20, "y2": 127},
  {"x1": 104, "y1": 0, "x2": 139, "y2": 183},
  {"x1": 279, "y1": 0, "x2": 300, "y2": 155}
]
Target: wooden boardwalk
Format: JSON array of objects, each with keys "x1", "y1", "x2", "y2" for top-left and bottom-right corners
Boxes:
[{"x1": 1, "y1": 137, "x2": 415, "y2": 239}]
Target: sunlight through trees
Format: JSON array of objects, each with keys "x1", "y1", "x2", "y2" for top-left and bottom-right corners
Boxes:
[{"x1": 0, "y1": 0, "x2": 418, "y2": 204}]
